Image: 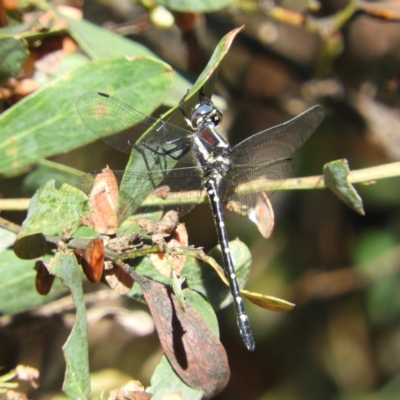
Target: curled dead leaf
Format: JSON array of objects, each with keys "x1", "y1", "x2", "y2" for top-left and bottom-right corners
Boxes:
[
  {"x1": 104, "y1": 263, "x2": 135, "y2": 295},
  {"x1": 108, "y1": 380, "x2": 151, "y2": 400},
  {"x1": 130, "y1": 272, "x2": 230, "y2": 397},
  {"x1": 150, "y1": 223, "x2": 188, "y2": 277},
  {"x1": 83, "y1": 167, "x2": 119, "y2": 235},
  {"x1": 138, "y1": 210, "x2": 179, "y2": 236},
  {"x1": 248, "y1": 193, "x2": 275, "y2": 239},
  {"x1": 34, "y1": 260, "x2": 55, "y2": 295},
  {"x1": 74, "y1": 238, "x2": 105, "y2": 283}
]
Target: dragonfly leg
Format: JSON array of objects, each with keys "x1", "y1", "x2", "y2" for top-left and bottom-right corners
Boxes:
[
  {"x1": 179, "y1": 89, "x2": 193, "y2": 128},
  {"x1": 140, "y1": 141, "x2": 192, "y2": 161}
]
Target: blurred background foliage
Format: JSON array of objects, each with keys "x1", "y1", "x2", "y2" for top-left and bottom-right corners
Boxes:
[{"x1": 1, "y1": 0, "x2": 400, "y2": 399}]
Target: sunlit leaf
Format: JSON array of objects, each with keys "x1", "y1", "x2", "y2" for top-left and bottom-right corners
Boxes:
[
  {"x1": 14, "y1": 180, "x2": 90, "y2": 259},
  {"x1": 0, "y1": 57, "x2": 173, "y2": 176},
  {"x1": 64, "y1": 15, "x2": 189, "y2": 107},
  {"x1": 241, "y1": 289, "x2": 295, "y2": 312},
  {"x1": 65, "y1": 16, "x2": 157, "y2": 60}
]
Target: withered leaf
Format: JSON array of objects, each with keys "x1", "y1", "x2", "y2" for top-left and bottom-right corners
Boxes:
[
  {"x1": 131, "y1": 271, "x2": 230, "y2": 398},
  {"x1": 35, "y1": 260, "x2": 55, "y2": 295},
  {"x1": 248, "y1": 192, "x2": 275, "y2": 239},
  {"x1": 14, "y1": 364, "x2": 40, "y2": 389},
  {"x1": 84, "y1": 167, "x2": 119, "y2": 235},
  {"x1": 76, "y1": 238, "x2": 105, "y2": 283},
  {"x1": 108, "y1": 379, "x2": 151, "y2": 400},
  {"x1": 150, "y1": 223, "x2": 188, "y2": 277},
  {"x1": 104, "y1": 263, "x2": 135, "y2": 295}
]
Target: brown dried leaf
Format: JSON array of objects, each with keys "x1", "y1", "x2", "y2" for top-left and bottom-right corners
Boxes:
[
  {"x1": 172, "y1": 12, "x2": 199, "y2": 32},
  {"x1": 138, "y1": 210, "x2": 179, "y2": 236},
  {"x1": 104, "y1": 263, "x2": 135, "y2": 295},
  {"x1": 152, "y1": 185, "x2": 171, "y2": 199},
  {"x1": 4, "y1": 1, "x2": 19, "y2": 10},
  {"x1": 150, "y1": 224, "x2": 188, "y2": 277},
  {"x1": 75, "y1": 238, "x2": 105, "y2": 283},
  {"x1": 35, "y1": 260, "x2": 55, "y2": 295},
  {"x1": 84, "y1": 167, "x2": 119, "y2": 235},
  {"x1": 157, "y1": 211, "x2": 180, "y2": 235},
  {"x1": 14, "y1": 365, "x2": 40, "y2": 389},
  {"x1": 3, "y1": 390, "x2": 28, "y2": 400},
  {"x1": 248, "y1": 193, "x2": 275, "y2": 239},
  {"x1": 13, "y1": 79, "x2": 41, "y2": 97},
  {"x1": 360, "y1": 1, "x2": 400, "y2": 20},
  {"x1": 108, "y1": 380, "x2": 151, "y2": 400},
  {"x1": 133, "y1": 273, "x2": 230, "y2": 397}
]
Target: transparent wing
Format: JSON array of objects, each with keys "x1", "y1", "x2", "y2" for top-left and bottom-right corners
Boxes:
[
  {"x1": 230, "y1": 105, "x2": 324, "y2": 167},
  {"x1": 77, "y1": 92, "x2": 193, "y2": 154},
  {"x1": 221, "y1": 105, "x2": 324, "y2": 217},
  {"x1": 221, "y1": 159, "x2": 292, "y2": 217}
]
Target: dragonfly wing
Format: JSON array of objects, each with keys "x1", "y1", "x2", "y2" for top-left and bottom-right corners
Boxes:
[
  {"x1": 77, "y1": 92, "x2": 192, "y2": 155},
  {"x1": 222, "y1": 105, "x2": 324, "y2": 218},
  {"x1": 221, "y1": 160, "x2": 292, "y2": 218},
  {"x1": 230, "y1": 105, "x2": 324, "y2": 167}
]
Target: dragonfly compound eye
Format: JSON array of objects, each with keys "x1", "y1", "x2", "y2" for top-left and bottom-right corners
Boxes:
[{"x1": 191, "y1": 103, "x2": 223, "y2": 128}]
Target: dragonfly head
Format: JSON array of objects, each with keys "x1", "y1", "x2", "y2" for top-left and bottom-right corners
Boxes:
[{"x1": 191, "y1": 101, "x2": 223, "y2": 129}]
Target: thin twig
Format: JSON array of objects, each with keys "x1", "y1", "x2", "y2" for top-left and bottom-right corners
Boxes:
[
  {"x1": 1, "y1": 161, "x2": 399, "y2": 211},
  {"x1": 0, "y1": 216, "x2": 21, "y2": 234}
]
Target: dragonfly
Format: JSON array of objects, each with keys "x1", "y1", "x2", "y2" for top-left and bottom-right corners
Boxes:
[{"x1": 77, "y1": 90, "x2": 324, "y2": 351}]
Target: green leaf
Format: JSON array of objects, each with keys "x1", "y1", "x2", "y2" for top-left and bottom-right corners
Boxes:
[
  {"x1": 0, "y1": 56, "x2": 173, "y2": 175},
  {"x1": 66, "y1": 16, "x2": 157, "y2": 60},
  {"x1": 149, "y1": 355, "x2": 204, "y2": 400},
  {"x1": 49, "y1": 253, "x2": 90, "y2": 400},
  {"x1": 183, "y1": 25, "x2": 244, "y2": 104},
  {"x1": 14, "y1": 180, "x2": 90, "y2": 259},
  {"x1": 155, "y1": 0, "x2": 236, "y2": 12},
  {"x1": 0, "y1": 37, "x2": 29, "y2": 82},
  {"x1": 65, "y1": 15, "x2": 190, "y2": 106},
  {"x1": 0, "y1": 250, "x2": 66, "y2": 315},
  {"x1": 324, "y1": 159, "x2": 365, "y2": 215},
  {"x1": 183, "y1": 288, "x2": 219, "y2": 337}
]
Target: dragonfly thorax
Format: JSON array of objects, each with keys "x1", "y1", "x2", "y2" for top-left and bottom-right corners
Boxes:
[{"x1": 191, "y1": 102, "x2": 223, "y2": 129}]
